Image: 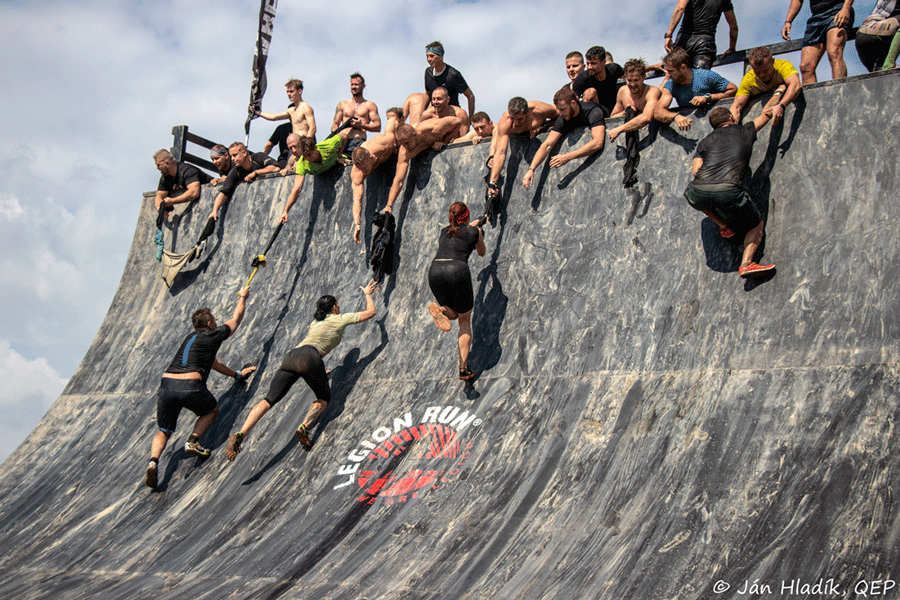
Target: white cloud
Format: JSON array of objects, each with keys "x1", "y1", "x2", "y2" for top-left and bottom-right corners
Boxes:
[{"x1": 0, "y1": 339, "x2": 66, "y2": 464}]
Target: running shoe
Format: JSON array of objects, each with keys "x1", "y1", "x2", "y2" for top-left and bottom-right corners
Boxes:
[
  {"x1": 295, "y1": 424, "x2": 312, "y2": 448},
  {"x1": 185, "y1": 440, "x2": 211, "y2": 459},
  {"x1": 145, "y1": 462, "x2": 158, "y2": 489},
  {"x1": 428, "y1": 302, "x2": 452, "y2": 332},
  {"x1": 459, "y1": 367, "x2": 475, "y2": 380},
  {"x1": 738, "y1": 262, "x2": 775, "y2": 278},
  {"x1": 719, "y1": 227, "x2": 735, "y2": 239},
  {"x1": 225, "y1": 432, "x2": 243, "y2": 462}
]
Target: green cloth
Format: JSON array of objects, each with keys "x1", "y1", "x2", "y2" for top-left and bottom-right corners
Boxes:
[{"x1": 883, "y1": 30, "x2": 900, "y2": 69}]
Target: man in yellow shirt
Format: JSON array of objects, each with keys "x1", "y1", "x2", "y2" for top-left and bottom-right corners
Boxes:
[{"x1": 729, "y1": 47, "x2": 802, "y2": 126}]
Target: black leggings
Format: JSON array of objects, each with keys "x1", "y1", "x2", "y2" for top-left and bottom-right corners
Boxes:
[{"x1": 264, "y1": 345, "x2": 330, "y2": 406}]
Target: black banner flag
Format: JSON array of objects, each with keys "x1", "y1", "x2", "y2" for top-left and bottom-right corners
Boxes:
[{"x1": 245, "y1": 0, "x2": 277, "y2": 136}]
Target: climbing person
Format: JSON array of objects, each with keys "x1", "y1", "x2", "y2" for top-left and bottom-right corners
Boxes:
[
  {"x1": 225, "y1": 280, "x2": 379, "y2": 458},
  {"x1": 426, "y1": 202, "x2": 486, "y2": 380},
  {"x1": 145, "y1": 286, "x2": 256, "y2": 488}
]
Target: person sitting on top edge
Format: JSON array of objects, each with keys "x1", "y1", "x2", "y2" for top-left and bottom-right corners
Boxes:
[
  {"x1": 424, "y1": 40, "x2": 476, "y2": 121},
  {"x1": 153, "y1": 149, "x2": 211, "y2": 219},
  {"x1": 729, "y1": 47, "x2": 801, "y2": 126},
  {"x1": 655, "y1": 47, "x2": 737, "y2": 131},
  {"x1": 208, "y1": 142, "x2": 280, "y2": 221},
  {"x1": 522, "y1": 86, "x2": 606, "y2": 191},
  {"x1": 571, "y1": 45, "x2": 624, "y2": 116}
]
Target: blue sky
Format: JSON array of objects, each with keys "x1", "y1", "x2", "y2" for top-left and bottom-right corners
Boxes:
[{"x1": 0, "y1": 0, "x2": 867, "y2": 463}]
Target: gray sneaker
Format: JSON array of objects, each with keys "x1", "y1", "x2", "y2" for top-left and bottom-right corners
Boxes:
[{"x1": 185, "y1": 440, "x2": 210, "y2": 458}]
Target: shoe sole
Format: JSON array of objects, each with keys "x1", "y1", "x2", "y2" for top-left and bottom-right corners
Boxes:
[
  {"x1": 145, "y1": 465, "x2": 158, "y2": 489},
  {"x1": 225, "y1": 434, "x2": 242, "y2": 462},
  {"x1": 185, "y1": 446, "x2": 210, "y2": 459},
  {"x1": 739, "y1": 264, "x2": 775, "y2": 278},
  {"x1": 459, "y1": 371, "x2": 475, "y2": 381},
  {"x1": 428, "y1": 302, "x2": 452, "y2": 332},
  {"x1": 295, "y1": 428, "x2": 312, "y2": 448}
]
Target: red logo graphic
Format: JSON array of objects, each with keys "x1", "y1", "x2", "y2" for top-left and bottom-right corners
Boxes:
[{"x1": 334, "y1": 407, "x2": 481, "y2": 506}]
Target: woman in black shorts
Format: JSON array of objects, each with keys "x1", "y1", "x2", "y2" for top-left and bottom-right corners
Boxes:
[
  {"x1": 226, "y1": 280, "x2": 378, "y2": 458},
  {"x1": 427, "y1": 202, "x2": 486, "y2": 380}
]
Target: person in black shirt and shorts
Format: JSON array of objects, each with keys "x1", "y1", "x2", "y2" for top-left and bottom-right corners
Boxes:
[
  {"x1": 144, "y1": 286, "x2": 255, "y2": 488},
  {"x1": 427, "y1": 202, "x2": 486, "y2": 380}
]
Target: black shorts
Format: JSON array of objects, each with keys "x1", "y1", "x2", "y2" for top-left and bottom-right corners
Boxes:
[
  {"x1": 428, "y1": 259, "x2": 474, "y2": 314},
  {"x1": 344, "y1": 137, "x2": 364, "y2": 156},
  {"x1": 676, "y1": 33, "x2": 716, "y2": 69},
  {"x1": 156, "y1": 377, "x2": 217, "y2": 433},
  {"x1": 804, "y1": 5, "x2": 854, "y2": 46},
  {"x1": 684, "y1": 183, "x2": 762, "y2": 231},
  {"x1": 264, "y1": 345, "x2": 331, "y2": 406}
]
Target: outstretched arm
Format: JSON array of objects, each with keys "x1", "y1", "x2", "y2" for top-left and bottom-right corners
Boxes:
[
  {"x1": 224, "y1": 286, "x2": 250, "y2": 334},
  {"x1": 488, "y1": 122, "x2": 511, "y2": 197},
  {"x1": 523, "y1": 130, "x2": 562, "y2": 189},
  {"x1": 385, "y1": 148, "x2": 410, "y2": 212},
  {"x1": 281, "y1": 173, "x2": 306, "y2": 223},
  {"x1": 357, "y1": 280, "x2": 378, "y2": 322},
  {"x1": 209, "y1": 191, "x2": 228, "y2": 221},
  {"x1": 259, "y1": 110, "x2": 289, "y2": 121},
  {"x1": 351, "y1": 166, "x2": 365, "y2": 243}
]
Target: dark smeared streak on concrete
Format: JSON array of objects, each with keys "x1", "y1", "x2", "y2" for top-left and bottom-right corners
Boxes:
[{"x1": 1, "y1": 71, "x2": 900, "y2": 599}]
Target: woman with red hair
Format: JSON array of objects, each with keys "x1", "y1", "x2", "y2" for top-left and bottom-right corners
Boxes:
[{"x1": 426, "y1": 202, "x2": 486, "y2": 380}]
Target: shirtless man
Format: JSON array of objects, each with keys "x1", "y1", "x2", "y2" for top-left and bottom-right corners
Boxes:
[
  {"x1": 456, "y1": 112, "x2": 495, "y2": 145},
  {"x1": 384, "y1": 115, "x2": 462, "y2": 213},
  {"x1": 330, "y1": 72, "x2": 381, "y2": 159},
  {"x1": 419, "y1": 86, "x2": 470, "y2": 139},
  {"x1": 607, "y1": 59, "x2": 662, "y2": 142},
  {"x1": 402, "y1": 92, "x2": 430, "y2": 127},
  {"x1": 487, "y1": 97, "x2": 559, "y2": 198},
  {"x1": 350, "y1": 107, "x2": 403, "y2": 243},
  {"x1": 259, "y1": 79, "x2": 317, "y2": 138}
]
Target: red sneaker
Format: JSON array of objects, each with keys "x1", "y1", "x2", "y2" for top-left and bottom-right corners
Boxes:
[
  {"x1": 719, "y1": 227, "x2": 735, "y2": 239},
  {"x1": 739, "y1": 262, "x2": 775, "y2": 278}
]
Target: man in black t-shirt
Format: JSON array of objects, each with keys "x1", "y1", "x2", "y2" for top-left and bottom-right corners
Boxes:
[
  {"x1": 208, "y1": 142, "x2": 280, "y2": 221},
  {"x1": 424, "y1": 40, "x2": 475, "y2": 120},
  {"x1": 144, "y1": 286, "x2": 255, "y2": 488},
  {"x1": 522, "y1": 86, "x2": 606, "y2": 191},
  {"x1": 571, "y1": 46, "x2": 624, "y2": 116},
  {"x1": 664, "y1": 0, "x2": 739, "y2": 69},
  {"x1": 683, "y1": 106, "x2": 776, "y2": 278},
  {"x1": 153, "y1": 149, "x2": 211, "y2": 217}
]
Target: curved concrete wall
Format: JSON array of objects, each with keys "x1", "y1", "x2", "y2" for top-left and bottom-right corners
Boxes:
[{"x1": 0, "y1": 71, "x2": 898, "y2": 599}]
